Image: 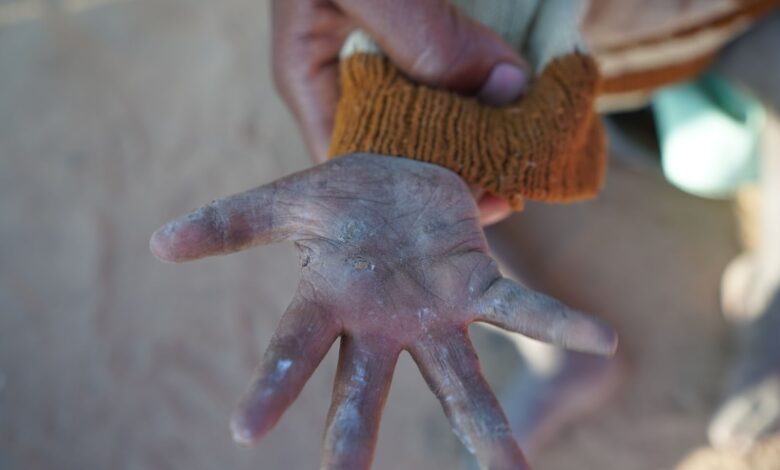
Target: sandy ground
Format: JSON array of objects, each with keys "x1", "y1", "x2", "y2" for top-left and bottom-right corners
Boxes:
[{"x1": 0, "y1": 1, "x2": 778, "y2": 469}]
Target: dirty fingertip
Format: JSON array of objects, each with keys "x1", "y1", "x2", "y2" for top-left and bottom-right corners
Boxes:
[
  {"x1": 149, "y1": 209, "x2": 218, "y2": 263},
  {"x1": 587, "y1": 320, "x2": 619, "y2": 356},
  {"x1": 229, "y1": 409, "x2": 261, "y2": 447},
  {"x1": 149, "y1": 223, "x2": 177, "y2": 262},
  {"x1": 565, "y1": 312, "x2": 619, "y2": 356},
  {"x1": 602, "y1": 327, "x2": 619, "y2": 356},
  {"x1": 149, "y1": 219, "x2": 197, "y2": 263}
]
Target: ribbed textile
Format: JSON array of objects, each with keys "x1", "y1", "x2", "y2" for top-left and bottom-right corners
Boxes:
[{"x1": 329, "y1": 53, "x2": 606, "y2": 207}]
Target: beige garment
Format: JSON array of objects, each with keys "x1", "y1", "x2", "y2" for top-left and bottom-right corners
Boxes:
[{"x1": 584, "y1": 0, "x2": 778, "y2": 111}]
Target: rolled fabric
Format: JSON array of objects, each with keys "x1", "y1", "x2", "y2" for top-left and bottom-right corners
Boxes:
[{"x1": 329, "y1": 0, "x2": 605, "y2": 208}]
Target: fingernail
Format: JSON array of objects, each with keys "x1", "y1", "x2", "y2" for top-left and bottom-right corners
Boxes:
[{"x1": 478, "y1": 63, "x2": 527, "y2": 106}]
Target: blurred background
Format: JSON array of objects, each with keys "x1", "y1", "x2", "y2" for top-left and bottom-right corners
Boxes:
[{"x1": 1, "y1": 1, "x2": 779, "y2": 468}]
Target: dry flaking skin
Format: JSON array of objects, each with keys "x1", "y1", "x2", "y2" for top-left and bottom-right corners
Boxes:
[{"x1": 150, "y1": 154, "x2": 618, "y2": 470}]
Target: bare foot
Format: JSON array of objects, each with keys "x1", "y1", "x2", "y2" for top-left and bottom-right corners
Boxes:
[
  {"x1": 710, "y1": 256, "x2": 780, "y2": 451},
  {"x1": 150, "y1": 154, "x2": 617, "y2": 470},
  {"x1": 502, "y1": 348, "x2": 623, "y2": 456}
]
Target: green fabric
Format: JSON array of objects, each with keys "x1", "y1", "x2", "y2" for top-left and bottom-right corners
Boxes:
[{"x1": 653, "y1": 73, "x2": 764, "y2": 199}]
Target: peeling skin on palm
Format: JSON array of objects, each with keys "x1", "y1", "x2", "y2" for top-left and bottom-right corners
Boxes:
[{"x1": 150, "y1": 154, "x2": 618, "y2": 470}]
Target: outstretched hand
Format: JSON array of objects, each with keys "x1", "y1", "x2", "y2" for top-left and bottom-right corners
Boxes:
[{"x1": 150, "y1": 154, "x2": 617, "y2": 470}]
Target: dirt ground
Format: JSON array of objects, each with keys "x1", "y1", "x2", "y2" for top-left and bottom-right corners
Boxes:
[{"x1": 1, "y1": 1, "x2": 779, "y2": 469}]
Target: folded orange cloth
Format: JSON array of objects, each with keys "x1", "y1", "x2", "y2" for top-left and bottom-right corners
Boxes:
[{"x1": 329, "y1": 52, "x2": 605, "y2": 208}]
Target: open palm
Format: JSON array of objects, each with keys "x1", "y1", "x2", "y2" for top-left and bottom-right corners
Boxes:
[{"x1": 150, "y1": 154, "x2": 617, "y2": 470}]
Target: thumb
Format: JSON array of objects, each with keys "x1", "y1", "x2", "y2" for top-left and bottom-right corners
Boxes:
[{"x1": 336, "y1": 0, "x2": 529, "y2": 105}]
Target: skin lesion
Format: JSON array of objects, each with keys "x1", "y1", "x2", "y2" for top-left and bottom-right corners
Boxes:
[{"x1": 150, "y1": 153, "x2": 617, "y2": 470}]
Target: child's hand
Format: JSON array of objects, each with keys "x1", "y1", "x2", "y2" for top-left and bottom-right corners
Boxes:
[{"x1": 150, "y1": 154, "x2": 616, "y2": 470}]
